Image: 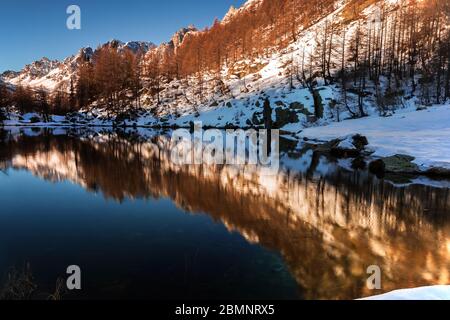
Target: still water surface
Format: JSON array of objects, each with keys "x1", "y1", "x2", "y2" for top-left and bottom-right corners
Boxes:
[{"x1": 0, "y1": 127, "x2": 449, "y2": 299}]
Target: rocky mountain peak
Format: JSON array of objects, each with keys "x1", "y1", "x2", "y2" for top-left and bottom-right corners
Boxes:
[
  {"x1": 103, "y1": 39, "x2": 156, "y2": 54},
  {"x1": 223, "y1": 0, "x2": 263, "y2": 23},
  {"x1": 170, "y1": 25, "x2": 198, "y2": 49}
]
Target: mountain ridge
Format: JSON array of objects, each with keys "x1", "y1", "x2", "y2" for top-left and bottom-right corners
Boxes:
[
  {"x1": 1, "y1": 40, "x2": 155, "y2": 91},
  {"x1": 0, "y1": 0, "x2": 270, "y2": 91}
]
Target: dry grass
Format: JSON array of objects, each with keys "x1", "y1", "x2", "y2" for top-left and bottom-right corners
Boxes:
[
  {"x1": 0, "y1": 264, "x2": 37, "y2": 300},
  {"x1": 0, "y1": 264, "x2": 66, "y2": 301}
]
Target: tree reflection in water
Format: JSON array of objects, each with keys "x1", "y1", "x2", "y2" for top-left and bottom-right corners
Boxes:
[{"x1": 1, "y1": 127, "x2": 449, "y2": 300}]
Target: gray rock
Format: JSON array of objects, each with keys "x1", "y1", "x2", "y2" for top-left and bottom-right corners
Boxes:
[
  {"x1": 307, "y1": 115, "x2": 317, "y2": 123},
  {"x1": 274, "y1": 107, "x2": 299, "y2": 128},
  {"x1": 290, "y1": 101, "x2": 312, "y2": 116},
  {"x1": 352, "y1": 134, "x2": 369, "y2": 150}
]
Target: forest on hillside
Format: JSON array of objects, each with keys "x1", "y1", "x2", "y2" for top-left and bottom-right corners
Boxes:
[{"x1": 1, "y1": 0, "x2": 449, "y2": 122}]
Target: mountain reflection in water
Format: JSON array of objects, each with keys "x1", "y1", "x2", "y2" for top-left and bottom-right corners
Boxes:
[{"x1": 0, "y1": 127, "x2": 449, "y2": 300}]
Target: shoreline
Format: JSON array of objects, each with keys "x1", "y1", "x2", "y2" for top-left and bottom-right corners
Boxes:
[{"x1": 2, "y1": 122, "x2": 450, "y2": 183}]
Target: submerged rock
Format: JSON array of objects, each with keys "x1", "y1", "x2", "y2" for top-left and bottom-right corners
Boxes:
[
  {"x1": 279, "y1": 136, "x2": 298, "y2": 153},
  {"x1": 425, "y1": 167, "x2": 450, "y2": 178},
  {"x1": 382, "y1": 154, "x2": 419, "y2": 173},
  {"x1": 29, "y1": 116, "x2": 41, "y2": 123},
  {"x1": 369, "y1": 154, "x2": 420, "y2": 178},
  {"x1": 352, "y1": 157, "x2": 367, "y2": 170},
  {"x1": 369, "y1": 159, "x2": 386, "y2": 178}
]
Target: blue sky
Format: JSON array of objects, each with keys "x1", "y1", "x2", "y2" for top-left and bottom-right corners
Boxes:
[{"x1": 0, "y1": 0, "x2": 246, "y2": 72}]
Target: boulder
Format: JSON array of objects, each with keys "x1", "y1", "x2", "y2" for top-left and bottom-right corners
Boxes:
[
  {"x1": 289, "y1": 102, "x2": 304, "y2": 110},
  {"x1": 330, "y1": 134, "x2": 370, "y2": 158},
  {"x1": 251, "y1": 111, "x2": 264, "y2": 126},
  {"x1": 307, "y1": 115, "x2": 317, "y2": 123},
  {"x1": 352, "y1": 134, "x2": 369, "y2": 150},
  {"x1": 312, "y1": 89, "x2": 324, "y2": 119},
  {"x1": 289, "y1": 102, "x2": 312, "y2": 116},
  {"x1": 274, "y1": 107, "x2": 299, "y2": 128}
]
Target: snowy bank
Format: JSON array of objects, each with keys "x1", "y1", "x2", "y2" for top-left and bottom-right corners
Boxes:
[
  {"x1": 300, "y1": 104, "x2": 450, "y2": 170},
  {"x1": 361, "y1": 286, "x2": 450, "y2": 300}
]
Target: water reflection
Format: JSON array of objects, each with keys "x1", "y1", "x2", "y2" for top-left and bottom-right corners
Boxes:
[{"x1": 0, "y1": 127, "x2": 449, "y2": 299}]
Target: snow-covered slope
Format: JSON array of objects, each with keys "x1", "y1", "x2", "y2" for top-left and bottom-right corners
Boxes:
[
  {"x1": 301, "y1": 103, "x2": 450, "y2": 170},
  {"x1": 361, "y1": 286, "x2": 450, "y2": 300},
  {"x1": 133, "y1": 0, "x2": 386, "y2": 127},
  {"x1": 2, "y1": 57, "x2": 62, "y2": 90},
  {"x1": 0, "y1": 0, "x2": 428, "y2": 118}
]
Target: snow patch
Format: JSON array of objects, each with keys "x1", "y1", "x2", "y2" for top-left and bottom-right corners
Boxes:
[{"x1": 301, "y1": 104, "x2": 450, "y2": 170}]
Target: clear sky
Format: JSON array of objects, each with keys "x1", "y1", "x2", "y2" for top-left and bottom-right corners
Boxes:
[{"x1": 0, "y1": 0, "x2": 246, "y2": 72}]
